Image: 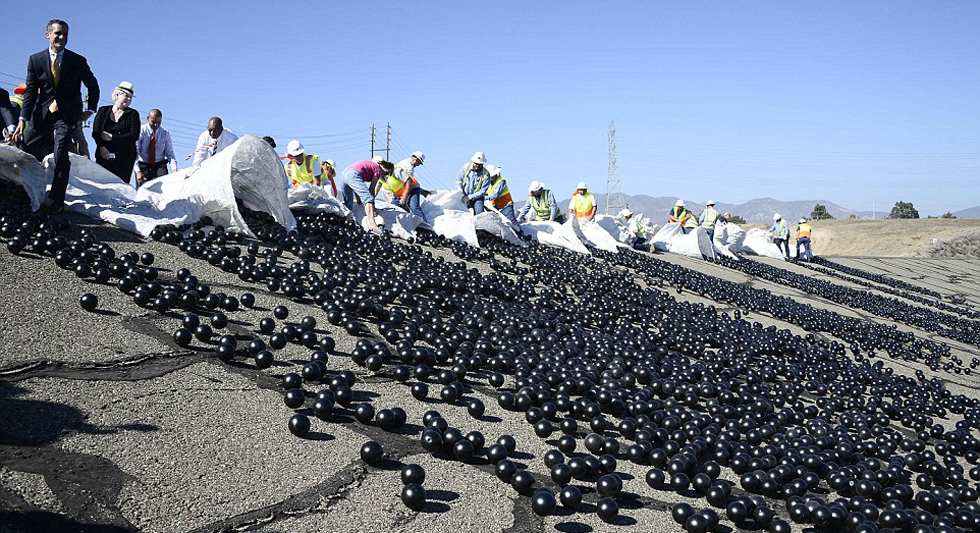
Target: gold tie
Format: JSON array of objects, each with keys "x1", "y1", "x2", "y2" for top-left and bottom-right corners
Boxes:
[{"x1": 49, "y1": 54, "x2": 60, "y2": 113}]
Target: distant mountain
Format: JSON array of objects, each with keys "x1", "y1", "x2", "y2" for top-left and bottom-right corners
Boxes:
[
  {"x1": 531, "y1": 194, "x2": 870, "y2": 224},
  {"x1": 952, "y1": 206, "x2": 980, "y2": 219}
]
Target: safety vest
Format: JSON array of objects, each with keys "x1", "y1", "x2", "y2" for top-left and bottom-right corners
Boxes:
[
  {"x1": 571, "y1": 192, "x2": 596, "y2": 218},
  {"x1": 629, "y1": 216, "x2": 646, "y2": 238},
  {"x1": 529, "y1": 189, "x2": 559, "y2": 220},
  {"x1": 9, "y1": 94, "x2": 23, "y2": 108},
  {"x1": 384, "y1": 164, "x2": 418, "y2": 197},
  {"x1": 671, "y1": 206, "x2": 698, "y2": 228},
  {"x1": 797, "y1": 223, "x2": 812, "y2": 239},
  {"x1": 488, "y1": 178, "x2": 513, "y2": 209},
  {"x1": 774, "y1": 220, "x2": 789, "y2": 239},
  {"x1": 701, "y1": 208, "x2": 720, "y2": 230},
  {"x1": 461, "y1": 162, "x2": 490, "y2": 192},
  {"x1": 285, "y1": 154, "x2": 317, "y2": 187}
]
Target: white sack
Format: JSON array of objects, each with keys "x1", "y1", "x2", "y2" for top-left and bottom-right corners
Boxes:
[
  {"x1": 573, "y1": 217, "x2": 623, "y2": 253},
  {"x1": 521, "y1": 220, "x2": 591, "y2": 255},
  {"x1": 288, "y1": 182, "x2": 347, "y2": 216},
  {"x1": 595, "y1": 214, "x2": 632, "y2": 244},
  {"x1": 416, "y1": 190, "x2": 478, "y2": 245},
  {"x1": 742, "y1": 228, "x2": 786, "y2": 260},
  {"x1": 712, "y1": 222, "x2": 746, "y2": 259},
  {"x1": 476, "y1": 210, "x2": 526, "y2": 247},
  {"x1": 694, "y1": 226, "x2": 716, "y2": 260},
  {"x1": 0, "y1": 135, "x2": 295, "y2": 237},
  {"x1": 651, "y1": 222, "x2": 706, "y2": 259}
]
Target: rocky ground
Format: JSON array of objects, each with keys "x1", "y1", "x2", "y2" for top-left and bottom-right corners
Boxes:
[{"x1": 0, "y1": 207, "x2": 978, "y2": 533}]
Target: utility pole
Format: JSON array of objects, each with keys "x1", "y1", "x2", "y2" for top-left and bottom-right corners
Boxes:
[
  {"x1": 605, "y1": 121, "x2": 626, "y2": 214},
  {"x1": 370, "y1": 122, "x2": 392, "y2": 161}
]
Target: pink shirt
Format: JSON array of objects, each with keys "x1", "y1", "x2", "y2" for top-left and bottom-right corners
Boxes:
[{"x1": 348, "y1": 160, "x2": 383, "y2": 182}]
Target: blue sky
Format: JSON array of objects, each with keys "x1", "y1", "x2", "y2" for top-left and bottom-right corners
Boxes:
[{"x1": 4, "y1": 1, "x2": 978, "y2": 215}]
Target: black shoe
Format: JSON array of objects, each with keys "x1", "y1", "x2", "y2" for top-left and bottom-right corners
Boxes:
[{"x1": 36, "y1": 203, "x2": 65, "y2": 215}]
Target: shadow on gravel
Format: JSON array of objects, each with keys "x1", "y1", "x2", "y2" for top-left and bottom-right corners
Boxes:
[
  {"x1": 0, "y1": 382, "x2": 125, "y2": 445},
  {"x1": 555, "y1": 522, "x2": 593, "y2": 533},
  {"x1": 0, "y1": 511, "x2": 135, "y2": 532}
]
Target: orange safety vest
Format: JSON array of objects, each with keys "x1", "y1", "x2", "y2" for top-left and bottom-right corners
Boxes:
[
  {"x1": 488, "y1": 178, "x2": 513, "y2": 209},
  {"x1": 571, "y1": 192, "x2": 596, "y2": 218}
]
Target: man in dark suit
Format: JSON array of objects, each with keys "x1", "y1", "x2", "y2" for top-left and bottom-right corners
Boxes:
[{"x1": 10, "y1": 19, "x2": 99, "y2": 213}]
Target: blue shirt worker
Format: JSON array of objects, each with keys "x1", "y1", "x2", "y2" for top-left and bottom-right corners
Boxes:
[
  {"x1": 484, "y1": 164, "x2": 517, "y2": 224},
  {"x1": 457, "y1": 151, "x2": 491, "y2": 214},
  {"x1": 518, "y1": 181, "x2": 565, "y2": 223},
  {"x1": 698, "y1": 200, "x2": 725, "y2": 241},
  {"x1": 770, "y1": 213, "x2": 791, "y2": 258}
]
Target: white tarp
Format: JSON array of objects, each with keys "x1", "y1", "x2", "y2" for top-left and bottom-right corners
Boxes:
[
  {"x1": 0, "y1": 135, "x2": 295, "y2": 237},
  {"x1": 597, "y1": 213, "x2": 658, "y2": 246},
  {"x1": 652, "y1": 222, "x2": 708, "y2": 258},
  {"x1": 476, "y1": 210, "x2": 526, "y2": 247},
  {"x1": 712, "y1": 222, "x2": 746, "y2": 259},
  {"x1": 742, "y1": 228, "x2": 786, "y2": 260},
  {"x1": 288, "y1": 182, "x2": 347, "y2": 216}
]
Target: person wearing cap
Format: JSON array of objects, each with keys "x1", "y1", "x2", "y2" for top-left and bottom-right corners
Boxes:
[
  {"x1": 11, "y1": 19, "x2": 100, "y2": 213},
  {"x1": 457, "y1": 151, "x2": 492, "y2": 214},
  {"x1": 518, "y1": 181, "x2": 565, "y2": 223},
  {"x1": 92, "y1": 81, "x2": 140, "y2": 183},
  {"x1": 569, "y1": 181, "x2": 597, "y2": 221},
  {"x1": 320, "y1": 159, "x2": 338, "y2": 197},
  {"x1": 135, "y1": 108, "x2": 178, "y2": 187},
  {"x1": 795, "y1": 218, "x2": 813, "y2": 261},
  {"x1": 385, "y1": 151, "x2": 427, "y2": 221},
  {"x1": 283, "y1": 139, "x2": 322, "y2": 189},
  {"x1": 191, "y1": 117, "x2": 238, "y2": 166},
  {"x1": 770, "y1": 213, "x2": 790, "y2": 258},
  {"x1": 340, "y1": 158, "x2": 394, "y2": 235},
  {"x1": 669, "y1": 200, "x2": 698, "y2": 234},
  {"x1": 622, "y1": 208, "x2": 650, "y2": 251},
  {"x1": 484, "y1": 164, "x2": 517, "y2": 224},
  {"x1": 698, "y1": 200, "x2": 725, "y2": 241}
]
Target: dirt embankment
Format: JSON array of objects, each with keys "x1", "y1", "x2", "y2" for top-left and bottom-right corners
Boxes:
[{"x1": 805, "y1": 218, "x2": 980, "y2": 257}]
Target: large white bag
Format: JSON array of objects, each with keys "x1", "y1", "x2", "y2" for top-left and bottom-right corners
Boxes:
[
  {"x1": 742, "y1": 228, "x2": 786, "y2": 260},
  {"x1": 652, "y1": 222, "x2": 706, "y2": 258}
]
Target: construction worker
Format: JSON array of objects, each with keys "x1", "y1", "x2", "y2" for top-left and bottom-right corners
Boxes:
[
  {"x1": 283, "y1": 140, "x2": 321, "y2": 189},
  {"x1": 320, "y1": 159, "x2": 338, "y2": 197},
  {"x1": 770, "y1": 213, "x2": 790, "y2": 258},
  {"x1": 622, "y1": 208, "x2": 650, "y2": 251},
  {"x1": 457, "y1": 151, "x2": 491, "y2": 214},
  {"x1": 569, "y1": 181, "x2": 597, "y2": 221},
  {"x1": 518, "y1": 181, "x2": 565, "y2": 223},
  {"x1": 698, "y1": 200, "x2": 725, "y2": 241},
  {"x1": 386, "y1": 151, "x2": 426, "y2": 222},
  {"x1": 7, "y1": 84, "x2": 26, "y2": 146},
  {"x1": 669, "y1": 200, "x2": 697, "y2": 234},
  {"x1": 796, "y1": 218, "x2": 813, "y2": 261},
  {"x1": 484, "y1": 164, "x2": 517, "y2": 224}
]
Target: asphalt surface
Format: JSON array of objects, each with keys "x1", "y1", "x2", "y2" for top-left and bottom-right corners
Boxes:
[{"x1": 1, "y1": 212, "x2": 978, "y2": 533}]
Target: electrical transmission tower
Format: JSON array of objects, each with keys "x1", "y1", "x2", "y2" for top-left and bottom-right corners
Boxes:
[{"x1": 605, "y1": 121, "x2": 626, "y2": 214}]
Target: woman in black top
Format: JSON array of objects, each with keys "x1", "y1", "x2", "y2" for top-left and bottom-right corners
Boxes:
[{"x1": 92, "y1": 82, "x2": 140, "y2": 183}]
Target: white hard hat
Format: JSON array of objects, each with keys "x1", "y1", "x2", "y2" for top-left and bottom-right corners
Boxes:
[
  {"x1": 286, "y1": 140, "x2": 304, "y2": 156},
  {"x1": 706, "y1": 199, "x2": 715, "y2": 206},
  {"x1": 486, "y1": 164, "x2": 501, "y2": 177},
  {"x1": 799, "y1": 218, "x2": 807, "y2": 224},
  {"x1": 471, "y1": 151, "x2": 487, "y2": 165},
  {"x1": 492, "y1": 165, "x2": 502, "y2": 177},
  {"x1": 774, "y1": 213, "x2": 781, "y2": 220},
  {"x1": 412, "y1": 151, "x2": 425, "y2": 163},
  {"x1": 621, "y1": 208, "x2": 633, "y2": 217},
  {"x1": 675, "y1": 199, "x2": 685, "y2": 207},
  {"x1": 529, "y1": 181, "x2": 544, "y2": 193},
  {"x1": 576, "y1": 181, "x2": 587, "y2": 190},
  {"x1": 372, "y1": 155, "x2": 383, "y2": 163},
  {"x1": 323, "y1": 159, "x2": 336, "y2": 169}
]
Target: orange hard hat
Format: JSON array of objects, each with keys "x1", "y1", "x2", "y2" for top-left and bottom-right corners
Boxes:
[{"x1": 14, "y1": 83, "x2": 26, "y2": 95}]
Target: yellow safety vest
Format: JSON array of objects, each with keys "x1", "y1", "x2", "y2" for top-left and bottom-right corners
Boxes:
[
  {"x1": 701, "y1": 208, "x2": 720, "y2": 230},
  {"x1": 384, "y1": 164, "x2": 418, "y2": 197},
  {"x1": 10, "y1": 94, "x2": 23, "y2": 107},
  {"x1": 671, "y1": 206, "x2": 698, "y2": 228},
  {"x1": 629, "y1": 216, "x2": 646, "y2": 237},
  {"x1": 286, "y1": 154, "x2": 318, "y2": 187},
  {"x1": 797, "y1": 223, "x2": 812, "y2": 239},
  {"x1": 571, "y1": 192, "x2": 596, "y2": 218},
  {"x1": 461, "y1": 162, "x2": 490, "y2": 192},
  {"x1": 530, "y1": 189, "x2": 559, "y2": 220},
  {"x1": 488, "y1": 178, "x2": 513, "y2": 208}
]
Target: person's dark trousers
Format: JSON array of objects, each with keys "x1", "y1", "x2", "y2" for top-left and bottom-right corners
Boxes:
[
  {"x1": 633, "y1": 236, "x2": 650, "y2": 252},
  {"x1": 137, "y1": 160, "x2": 170, "y2": 187},
  {"x1": 775, "y1": 238, "x2": 789, "y2": 258},
  {"x1": 48, "y1": 117, "x2": 74, "y2": 208},
  {"x1": 706, "y1": 230, "x2": 715, "y2": 241},
  {"x1": 796, "y1": 237, "x2": 812, "y2": 261}
]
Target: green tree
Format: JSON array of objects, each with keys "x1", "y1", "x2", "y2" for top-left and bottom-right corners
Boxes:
[
  {"x1": 728, "y1": 215, "x2": 747, "y2": 224},
  {"x1": 848, "y1": 214, "x2": 857, "y2": 219},
  {"x1": 888, "y1": 201, "x2": 920, "y2": 219},
  {"x1": 941, "y1": 212, "x2": 956, "y2": 219},
  {"x1": 811, "y1": 204, "x2": 834, "y2": 220}
]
